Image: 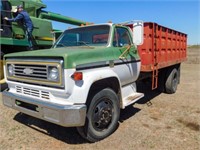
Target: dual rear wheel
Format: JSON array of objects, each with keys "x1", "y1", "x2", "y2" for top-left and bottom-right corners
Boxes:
[
  {"x1": 165, "y1": 68, "x2": 179, "y2": 94},
  {"x1": 159, "y1": 65, "x2": 180, "y2": 94}
]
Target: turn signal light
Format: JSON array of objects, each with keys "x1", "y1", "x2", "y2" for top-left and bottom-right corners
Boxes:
[{"x1": 72, "y1": 72, "x2": 83, "y2": 81}]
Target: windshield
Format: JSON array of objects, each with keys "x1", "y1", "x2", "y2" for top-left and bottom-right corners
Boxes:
[{"x1": 54, "y1": 25, "x2": 110, "y2": 48}]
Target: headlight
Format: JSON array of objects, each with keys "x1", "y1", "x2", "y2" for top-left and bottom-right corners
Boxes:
[
  {"x1": 48, "y1": 67, "x2": 59, "y2": 81},
  {"x1": 8, "y1": 64, "x2": 14, "y2": 76}
]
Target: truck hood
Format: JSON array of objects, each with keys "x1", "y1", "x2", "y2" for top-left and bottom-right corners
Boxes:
[{"x1": 4, "y1": 46, "x2": 110, "y2": 69}]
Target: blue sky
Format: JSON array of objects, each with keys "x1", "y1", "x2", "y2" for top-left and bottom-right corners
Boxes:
[{"x1": 42, "y1": 0, "x2": 200, "y2": 45}]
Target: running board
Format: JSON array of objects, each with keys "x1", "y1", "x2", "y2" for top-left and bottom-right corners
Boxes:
[{"x1": 122, "y1": 92, "x2": 144, "y2": 109}]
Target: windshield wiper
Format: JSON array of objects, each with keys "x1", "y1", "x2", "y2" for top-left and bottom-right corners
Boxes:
[
  {"x1": 56, "y1": 43, "x2": 68, "y2": 47},
  {"x1": 55, "y1": 41, "x2": 93, "y2": 48},
  {"x1": 77, "y1": 41, "x2": 93, "y2": 48}
]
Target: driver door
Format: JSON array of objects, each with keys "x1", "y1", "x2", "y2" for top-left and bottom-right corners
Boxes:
[{"x1": 112, "y1": 26, "x2": 140, "y2": 86}]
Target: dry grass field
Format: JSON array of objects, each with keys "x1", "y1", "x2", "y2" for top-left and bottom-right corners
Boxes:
[{"x1": 0, "y1": 46, "x2": 199, "y2": 150}]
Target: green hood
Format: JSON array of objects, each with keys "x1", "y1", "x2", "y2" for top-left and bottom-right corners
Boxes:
[{"x1": 4, "y1": 47, "x2": 113, "y2": 69}]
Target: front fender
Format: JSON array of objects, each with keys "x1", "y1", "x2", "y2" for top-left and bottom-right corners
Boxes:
[{"x1": 70, "y1": 68, "x2": 121, "y2": 104}]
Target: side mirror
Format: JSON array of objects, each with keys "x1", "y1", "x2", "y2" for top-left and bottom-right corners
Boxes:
[{"x1": 133, "y1": 21, "x2": 143, "y2": 45}]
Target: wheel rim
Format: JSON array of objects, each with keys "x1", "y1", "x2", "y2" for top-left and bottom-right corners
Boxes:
[{"x1": 92, "y1": 97, "x2": 113, "y2": 131}]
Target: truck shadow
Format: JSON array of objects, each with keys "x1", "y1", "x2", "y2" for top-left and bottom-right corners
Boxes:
[
  {"x1": 13, "y1": 113, "x2": 88, "y2": 144},
  {"x1": 119, "y1": 80, "x2": 162, "y2": 122},
  {"x1": 13, "y1": 81, "x2": 162, "y2": 144},
  {"x1": 119, "y1": 106, "x2": 141, "y2": 123},
  {"x1": 136, "y1": 80, "x2": 162, "y2": 104}
]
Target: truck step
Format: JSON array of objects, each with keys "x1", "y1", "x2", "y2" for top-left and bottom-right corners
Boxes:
[{"x1": 122, "y1": 92, "x2": 144, "y2": 108}]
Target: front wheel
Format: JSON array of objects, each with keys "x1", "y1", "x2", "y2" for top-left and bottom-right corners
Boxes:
[{"x1": 77, "y1": 88, "x2": 120, "y2": 142}]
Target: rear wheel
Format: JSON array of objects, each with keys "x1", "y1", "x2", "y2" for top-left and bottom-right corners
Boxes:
[
  {"x1": 165, "y1": 68, "x2": 179, "y2": 94},
  {"x1": 77, "y1": 88, "x2": 120, "y2": 142}
]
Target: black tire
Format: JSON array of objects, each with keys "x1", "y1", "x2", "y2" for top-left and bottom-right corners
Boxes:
[
  {"x1": 177, "y1": 65, "x2": 181, "y2": 84},
  {"x1": 77, "y1": 88, "x2": 120, "y2": 142},
  {"x1": 165, "y1": 68, "x2": 179, "y2": 94}
]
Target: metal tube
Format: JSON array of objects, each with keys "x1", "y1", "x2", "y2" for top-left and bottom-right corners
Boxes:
[{"x1": 40, "y1": 12, "x2": 88, "y2": 26}]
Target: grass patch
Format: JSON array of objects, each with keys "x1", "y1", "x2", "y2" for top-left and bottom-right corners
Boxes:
[{"x1": 188, "y1": 45, "x2": 200, "y2": 49}]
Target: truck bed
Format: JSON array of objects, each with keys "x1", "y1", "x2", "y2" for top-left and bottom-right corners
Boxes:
[{"x1": 137, "y1": 22, "x2": 187, "y2": 72}]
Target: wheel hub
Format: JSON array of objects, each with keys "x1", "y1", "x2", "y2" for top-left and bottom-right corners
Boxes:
[{"x1": 92, "y1": 99, "x2": 113, "y2": 130}]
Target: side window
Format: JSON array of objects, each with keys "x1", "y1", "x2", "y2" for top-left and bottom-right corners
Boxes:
[{"x1": 113, "y1": 27, "x2": 131, "y2": 47}]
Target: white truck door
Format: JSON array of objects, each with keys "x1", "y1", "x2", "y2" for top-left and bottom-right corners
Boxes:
[{"x1": 111, "y1": 27, "x2": 141, "y2": 86}]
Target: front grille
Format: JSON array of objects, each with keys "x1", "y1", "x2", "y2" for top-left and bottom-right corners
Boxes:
[
  {"x1": 16, "y1": 86, "x2": 50, "y2": 100},
  {"x1": 6, "y1": 59, "x2": 63, "y2": 88},
  {"x1": 13, "y1": 64, "x2": 48, "y2": 80}
]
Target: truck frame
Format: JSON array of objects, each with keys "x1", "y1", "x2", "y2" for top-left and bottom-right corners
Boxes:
[{"x1": 2, "y1": 21, "x2": 187, "y2": 142}]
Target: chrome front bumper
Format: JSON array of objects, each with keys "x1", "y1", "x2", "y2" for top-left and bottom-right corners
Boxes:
[{"x1": 2, "y1": 90, "x2": 86, "y2": 127}]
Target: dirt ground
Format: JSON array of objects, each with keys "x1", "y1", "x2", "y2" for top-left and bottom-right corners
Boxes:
[{"x1": 0, "y1": 47, "x2": 199, "y2": 150}]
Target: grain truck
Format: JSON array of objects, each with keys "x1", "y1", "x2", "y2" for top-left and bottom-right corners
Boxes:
[
  {"x1": 2, "y1": 21, "x2": 187, "y2": 142},
  {"x1": 0, "y1": 0, "x2": 88, "y2": 85}
]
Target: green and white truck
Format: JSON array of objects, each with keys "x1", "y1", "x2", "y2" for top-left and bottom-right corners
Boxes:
[{"x1": 2, "y1": 21, "x2": 187, "y2": 142}]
